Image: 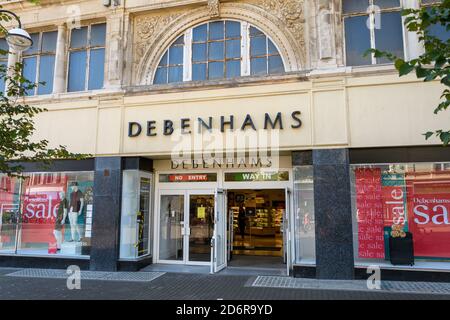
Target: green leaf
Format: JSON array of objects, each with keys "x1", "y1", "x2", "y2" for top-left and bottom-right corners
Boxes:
[
  {"x1": 398, "y1": 62, "x2": 415, "y2": 76},
  {"x1": 424, "y1": 132, "x2": 434, "y2": 140}
]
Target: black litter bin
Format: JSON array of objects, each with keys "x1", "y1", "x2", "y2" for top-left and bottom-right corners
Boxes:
[{"x1": 389, "y1": 232, "x2": 414, "y2": 266}]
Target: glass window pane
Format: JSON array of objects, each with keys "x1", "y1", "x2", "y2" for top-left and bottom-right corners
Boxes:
[
  {"x1": 293, "y1": 166, "x2": 316, "y2": 264},
  {"x1": 158, "y1": 51, "x2": 168, "y2": 67},
  {"x1": 250, "y1": 36, "x2": 267, "y2": 57},
  {"x1": 37, "y1": 55, "x2": 55, "y2": 95},
  {"x1": 422, "y1": 0, "x2": 441, "y2": 4},
  {"x1": 226, "y1": 39, "x2": 241, "y2": 59},
  {"x1": 42, "y1": 31, "x2": 57, "y2": 52},
  {"x1": 268, "y1": 39, "x2": 279, "y2": 55},
  {"x1": 226, "y1": 21, "x2": 241, "y2": 38},
  {"x1": 351, "y1": 163, "x2": 450, "y2": 265},
  {"x1": 193, "y1": 24, "x2": 207, "y2": 42},
  {"x1": 209, "y1": 21, "x2": 224, "y2": 40},
  {"x1": 70, "y1": 27, "x2": 88, "y2": 49},
  {"x1": 268, "y1": 55, "x2": 284, "y2": 74},
  {"x1": 88, "y1": 48, "x2": 104, "y2": 90},
  {"x1": 374, "y1": 0, "x2": 401, "y2": 9},
  {"x1": 158, "y1": 195, "x2": 184, "y2": 261},
  {"x1": 18, "y1": 172, "x2": 94, "y2": 256},
  {"x1": 192, "y1": 63, "x2": 206, "y2": 81},
  {"x1": 0, "y1": 175, "x2": 21, "y2": 253},
  {"x1": 168, "y1": 66, "x2": 183, "y2": 83},
  {"x1": 68, "y1": 50, "x2": 87, "y2": 92},
  {"x1": 429, "y1": 23, "x2": 450, "y2": 42},
  {"x1": 23, "y1": 56, "x2": 37, "y2": 95},
  {"x1": 342, "y1": 0, "x2": 370, "y2": 14},
  {"x1": 0, "y1": 38, "x2": 8, "y2": 53},
  {"x1": 173, "y1": 35, "x2": 184, "y2": 45},
  {"x1": 0, "y1": 61, "x2": 7, "y2": 93},
  {"x1": 154, "y1": 67, "x2": 167, "y2": 84},
  {"x1": 250, "y1": 57, "x2": 267, "y2": 76},
  {"x1": 90, "y1": 23, "x2": 106, "y2": 47},
  {"x1": 169, "y1": 46, "x2": 183, "y2": 65},
  {"x1": 375, "y1": 12, "x2": 404, "y2": 63},
  {"x1": 250, "y1": 26, "x2": 264, "y2": 36},
  {"x1": 344, "y1": 16, "x2": 372, "y2": 66},
  {"x1": 208, "y1": 61, "x2": 224, "y2": 79},
  {"x1": 208, "y1": 41, "x2": 224, "y2": 60},
  {"x1": 192, "y1": 43, "x2": 207, "y2": 62},
  {"x1": 120, "y1": 171, "x2": 153, "y2": 259},
  {"x1": 24, "y1": 33, "x2": 40, "y2": 55},
  {"x1": 226, "y1": 60, "x2": 240, "y2": 78}
]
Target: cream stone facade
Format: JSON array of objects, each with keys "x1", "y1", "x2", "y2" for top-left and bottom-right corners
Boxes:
[
  {"x1": 0, "y1": 0, "x2": 445, "y2": 156},
  {"x1": 1, "y1": 0, "x2": 449, "y2": 279}
]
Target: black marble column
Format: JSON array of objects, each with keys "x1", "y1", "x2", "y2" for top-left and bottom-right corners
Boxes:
[
  {"x1": 90, "y1": 157, "x2": 122, "y2": 271},
  {"x1": 313, "y1": 148, "x2": 354, "y2": 279}
]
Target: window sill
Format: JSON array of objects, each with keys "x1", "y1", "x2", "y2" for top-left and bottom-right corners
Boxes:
[
  {"x1": 125, "y1": 72, "x2": 310, "y2": 96},
  {"x1": 20, "y1": 88, "x2": 125, "y2": 103},
  {"x1": 0, "y1": 252, "x2": 90, "y2": 259}
]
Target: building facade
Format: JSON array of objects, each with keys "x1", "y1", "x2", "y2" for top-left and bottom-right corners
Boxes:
[{"x1": 0, "y1": 0, "x2": 449, "y2": 280}]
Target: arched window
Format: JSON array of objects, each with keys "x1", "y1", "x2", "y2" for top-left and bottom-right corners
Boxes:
[{"x1": 153, "y1": 20, "x2": 285, "y2": 84}]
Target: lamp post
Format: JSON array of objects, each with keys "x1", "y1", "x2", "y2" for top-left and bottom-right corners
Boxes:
[{"x1": 0, "y1": 9, "x2": 33, "y2": 53}]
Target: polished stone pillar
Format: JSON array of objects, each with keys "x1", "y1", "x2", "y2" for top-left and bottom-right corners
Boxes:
[
  {"x1": 313, "y1": 148, "x2": 354, "y2": 279},
  {"x1": 90, "y1": 157, "x2": 122, "y2": 271}
]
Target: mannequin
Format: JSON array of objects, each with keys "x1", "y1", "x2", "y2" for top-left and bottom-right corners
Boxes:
[
  {"x1": 53, "y1": 191, "x2": 68, "y2": 250},
  {"x1": 68, "y1": 182, "x2": 84, "y2": 242}
]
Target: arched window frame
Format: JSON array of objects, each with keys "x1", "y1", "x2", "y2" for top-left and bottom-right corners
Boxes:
[{"x1": 153, "y1": 19, "x2": 285, "y2": 85}]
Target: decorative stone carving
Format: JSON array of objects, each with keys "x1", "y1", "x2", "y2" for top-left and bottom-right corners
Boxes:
[
  {"x1": 253, "y1": 0, "x2": 306, "y2": 63},
  {"x1": 208, "y1": 0, "x2": 220, "y2": 18},
  {"x1": 133, "y1": 1, "x2": 306, "y2": 84},
  {"x1": 134, "y1": 12, "x2": 183, "y2": 77}
]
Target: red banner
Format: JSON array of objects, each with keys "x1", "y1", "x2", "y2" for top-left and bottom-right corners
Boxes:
[
  {"x1": 406, "y1": 172, "x2": 450, "y2": 258},
  {"x1": 355, "y1": 168, "x2": 385, "y2": 259},
  {"x1": 21, "y1": 174, "x2": 68, "y2": 244}
]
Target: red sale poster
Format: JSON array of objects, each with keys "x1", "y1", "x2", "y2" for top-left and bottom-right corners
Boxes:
[
  {"x1": 406, "y1": 172, "x2": 450, "y2": 259},
  {"x1": 355, "y1": 168, "x2": 385, "y2": 259},
  {"x1": 21, "y1": 174, "x2": 68, "y2": 244}
]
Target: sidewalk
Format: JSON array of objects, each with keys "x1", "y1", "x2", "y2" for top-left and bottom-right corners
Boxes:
[{"x1": 0, "y1": 268, "x2": 449, "y2": 300}]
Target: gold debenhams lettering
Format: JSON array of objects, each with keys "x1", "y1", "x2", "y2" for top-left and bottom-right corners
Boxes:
[{"x1": 128, "y1": 111, "x2": 302, "y2": 137}]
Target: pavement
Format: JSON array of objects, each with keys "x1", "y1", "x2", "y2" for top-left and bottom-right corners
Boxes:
[{"x1": 0, "y1": 267, "x2": 450, "y2": 300}]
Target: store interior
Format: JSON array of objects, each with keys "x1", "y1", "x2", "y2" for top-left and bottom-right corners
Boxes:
[{"x1": 227, "y1": 189, "x2": 285, "y2": 266}]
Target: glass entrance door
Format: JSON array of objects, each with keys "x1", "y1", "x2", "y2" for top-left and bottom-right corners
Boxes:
[
  {"x1": 188, "y1": 192, "x2": 214, "y2": 263},
  {"x1": 158, "y1": 192, "x2": 185, "y2": 262},
  {"x1": 157, "y1": 190, "x2": 216, "y2": 265}
]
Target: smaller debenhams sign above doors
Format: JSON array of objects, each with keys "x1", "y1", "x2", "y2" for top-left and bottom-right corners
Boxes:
[{"x1": 127, "y1": 111, "x2": 302, "y2": 137}]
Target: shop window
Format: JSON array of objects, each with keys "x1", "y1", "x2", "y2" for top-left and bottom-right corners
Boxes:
[
  {"x1": 120, "y1": 170, "x2": 153, "y2": 259},
  {"x1": 22, "y1": 31, "x2": 57, "y2": 95},
  {"x1": 153, "y1": 20, "x2": 285, "y2": 84},
  {"x1": 0, "y1": 172, "x2": 94, "y2": 256},
  {"x1": 343, "y1": 0, "x2": 405, "y2": 66},
  {"x1": 0, "y1": 38, "x2": 8, "y2": 94},
  {"x1": 351, "y1": 163, "x2": 450, "y2": 267},
  {"x1": 293, "y1": 166, "x2": 316, "y2": 264},
  {"x1": 67, "y1": 23, "x2": 106, "y2": 92},
  {"x1": 0, "y1": 175, "x2": 21, "y2": 253}
]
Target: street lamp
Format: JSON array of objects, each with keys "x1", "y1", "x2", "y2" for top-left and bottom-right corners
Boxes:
[{"x1": 0, "y1": 10, "x2": 33, "y2": 53}]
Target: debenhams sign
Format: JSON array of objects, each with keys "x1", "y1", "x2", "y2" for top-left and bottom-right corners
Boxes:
[{"x1": 128, "y1": 111, "x2": 302, "y2": 137}]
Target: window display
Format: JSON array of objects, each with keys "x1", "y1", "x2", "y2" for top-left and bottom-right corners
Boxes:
[
  {"x1": 0, "y1": 172, "x2": 94, "y2": 257},
  {"x1": 0, "y1": 175, "x2": 21, "y2": 253},
  {"x1": 293, "y1": 166, "x2": 316, "y2": 264},
  {"x1": 120, "y1": 170, "x2": 153, "y2": 260},
  {"x1": 351, "y1": 163, "x2": 450, "y2": 266}
]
